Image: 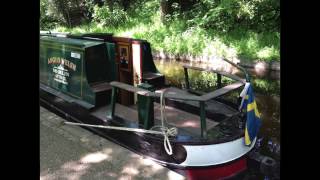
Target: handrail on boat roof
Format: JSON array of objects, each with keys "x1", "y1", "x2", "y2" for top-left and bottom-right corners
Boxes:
[
  {"x1": 182, "y1": 58, "x2": 250, "y2": 83},
  {"x1": 182, "y1": 65, "x2": 246, "y2": 84},
  {"x1": 109, "y1": 81, "x2": 202, "y2": 101},
  {"x1": 40, "y1": 31, "x2": 70, "y2": 37},
  {"x1": 109, "y1": 81, "x2": 243, "y2": 102},
  {"x1": 222, "y1": 58, "x2": 250, "y2": 82},
  {"x1": 109, "y1": 81, "x2": 244, "y2": 139}
]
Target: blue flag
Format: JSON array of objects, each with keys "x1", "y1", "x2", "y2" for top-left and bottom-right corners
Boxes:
[{"x1": 240, "y1": 83, "x2": 262, "y2": 146}]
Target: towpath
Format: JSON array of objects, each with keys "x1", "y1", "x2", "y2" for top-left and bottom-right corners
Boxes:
[{"x1": 40, "y1": 106, "x2": 185, "y2": 180}]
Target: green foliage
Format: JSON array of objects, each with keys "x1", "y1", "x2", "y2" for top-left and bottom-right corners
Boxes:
[
  {"x1": 41, "y1": 0, "x2": 89, "y2": 28},
  {"x1": 127, "y1": 0, "x2": 159, "y2": 25},
  {"x1": 92, "y1": 3, "x2": 128, "y2": 28},
  {"x1": 40, "y1": 0, "x2": 60, "y2": 30},
  {"x1": 219, "y1": 29, "x2": 280, "y2": 61},
  {"x1": 186, "y1": 0, "x2": 280, "y2": 33},
  {"x1": 48, "y1": 0, "x2": 280, "y2": 62}
]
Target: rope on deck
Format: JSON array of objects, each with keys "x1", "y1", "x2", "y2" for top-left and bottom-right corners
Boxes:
[{"x1": 64, "y1": 89, "x2": 178, "y2": 155}]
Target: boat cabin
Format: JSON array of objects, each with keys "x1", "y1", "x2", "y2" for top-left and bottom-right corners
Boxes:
[{"x1": 40, "y1": 33, "x2": 165, "y2": 109}]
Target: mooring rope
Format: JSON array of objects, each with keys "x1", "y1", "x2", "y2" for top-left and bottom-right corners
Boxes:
[
  {"x1": 64, "y1": 122, "x2": 165, "y2": 134},
  {"x1": 151, "y1": 89, "x2": 178, "y2": 155},
  {"x1": 64, "y1": 89, "x2": 177, "y2": 155}
]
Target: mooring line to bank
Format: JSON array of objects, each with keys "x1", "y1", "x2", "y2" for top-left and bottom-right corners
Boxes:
[
  {"x1": 64, "y1": 121, "x2": 170, "y2": 135},
  {"x1": 63, "y1": 90, "x2": 177, "y2": 155},
  {"x1": 41, "y1": 94, "x2": 177, "y2": 156}
]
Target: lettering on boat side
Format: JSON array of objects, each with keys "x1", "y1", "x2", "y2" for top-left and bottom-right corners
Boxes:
[
  {"x1": 52, "y1": 65, "x2": 69, "y2": 85},
  {"x1": 48, "y1": 57, "x2": 77, "y2": 71},
  {"x1": 48, "y1": 57, "x2": 77, "y2": 85}
]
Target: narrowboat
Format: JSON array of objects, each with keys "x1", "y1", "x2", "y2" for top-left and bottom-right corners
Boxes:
[{"x1": 39, "y1": 32, "x2": 257, "y2": 179}]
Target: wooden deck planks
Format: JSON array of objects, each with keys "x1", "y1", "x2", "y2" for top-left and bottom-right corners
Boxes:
[{"x1": 91, "y1": 102, "x2": 219, "y2": 137}]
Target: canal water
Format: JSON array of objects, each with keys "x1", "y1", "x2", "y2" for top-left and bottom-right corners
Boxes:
[{"x1": 154, "y1": 59, "x2": 280, "y2": 179}]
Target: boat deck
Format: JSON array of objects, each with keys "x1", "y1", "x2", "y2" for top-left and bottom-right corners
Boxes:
[
  {"x1": 91, "y1": 87, "x2": 239, "y2": 137},
  {"x1": 91, "y1": 103, "x2": 218, "y2": 137}
]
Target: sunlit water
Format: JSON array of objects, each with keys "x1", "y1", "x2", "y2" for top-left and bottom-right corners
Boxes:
[{"x1": 154, "y1": 59, "x2": 280, "y2": 179}]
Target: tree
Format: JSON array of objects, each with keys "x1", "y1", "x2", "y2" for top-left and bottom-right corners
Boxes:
[
  {"x1": 45, "y1": 0, "x2": 89, "y2": 27},
  {"x1": 160, "y1": 0, "x2": 169, "y2": 22}
]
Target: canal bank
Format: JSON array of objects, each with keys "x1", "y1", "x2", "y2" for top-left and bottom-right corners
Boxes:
[
  {"x1": 40, "y1": 106, "x2": 185, "y2": 180},
  {"x1": 152, "y1": 53, "x2": 280, "y2": 72}
]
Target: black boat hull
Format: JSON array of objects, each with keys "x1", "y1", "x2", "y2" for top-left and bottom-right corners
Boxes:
[{"x1": 40, "y1": 87, "x2": 255, "y2": 179}]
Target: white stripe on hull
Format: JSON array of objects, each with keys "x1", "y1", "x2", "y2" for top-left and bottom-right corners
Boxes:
[{"x1": 180, "y1": 137, "x2": 256, "y2": 167}]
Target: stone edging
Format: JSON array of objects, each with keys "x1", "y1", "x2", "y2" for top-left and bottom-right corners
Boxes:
[{"x1": 239, "y1": 61, "x2": 280, "y2": 71}]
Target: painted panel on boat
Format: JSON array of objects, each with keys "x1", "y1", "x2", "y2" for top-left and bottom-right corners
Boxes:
[
  {"x1": 40, "y1": 40, "x2": 85, "y2": 99},
  {"x1": 40, "y1": 36, "x2": 112, "y2": 105},
  {"x1": 180, "y1": 137, "x2": 256, "y2": 167}
]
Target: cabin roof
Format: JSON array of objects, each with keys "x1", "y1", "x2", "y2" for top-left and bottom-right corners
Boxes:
[{"x1": 40, "y1": 36, "x2": 104, "y2": 49}]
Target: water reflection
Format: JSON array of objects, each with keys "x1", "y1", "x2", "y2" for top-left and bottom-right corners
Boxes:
[{"x1": 154, "y1": 59, "x2": 280, "y2": 178}]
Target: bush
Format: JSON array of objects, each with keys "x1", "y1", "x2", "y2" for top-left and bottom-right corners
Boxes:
[
  {"x1": 185, "y1": 0, "x2": 280, "y2": 33},
  {"x1": 51, "y1": 0, "x2": 280, "y2": 62},
  {"x1": 92, "y1": 4, "x2": 128, "y2": 28},
  {"x1": 40, "y1": 0, "x2": 60, "y2": 30}
]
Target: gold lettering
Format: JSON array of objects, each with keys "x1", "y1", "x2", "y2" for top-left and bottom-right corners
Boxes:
[{"x1": 48, "y1": 57, "x2": 77, "y2": 71}]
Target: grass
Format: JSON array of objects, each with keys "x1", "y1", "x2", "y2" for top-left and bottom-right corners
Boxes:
[{"x1": 53, "y1": 8, "x2": 280, "y2": 62}]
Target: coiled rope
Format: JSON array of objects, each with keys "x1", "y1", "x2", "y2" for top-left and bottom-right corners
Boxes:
[{"x1": 64, "y1": 89, "x2": 177, "y2": 155}]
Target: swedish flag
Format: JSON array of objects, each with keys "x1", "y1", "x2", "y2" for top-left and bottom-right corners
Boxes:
[{"x1": 240, "y1": 83, "x2": 262, "y2": 146}]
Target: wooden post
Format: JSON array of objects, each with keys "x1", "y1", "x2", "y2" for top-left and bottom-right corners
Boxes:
[
  {"x1": 184, "y1": 67, "x2": 190, "y2": 89},
  {"x1": 144, "y1": 97, "x2": 153, "y2": 129},
  {"x1": 217, "y1": 74, "x2": 222, "y2": 88},
  {"x1": 199, "y1": 101, "x2": 207, "y2": 138},
  {"x1": 160, "y1": 0, "x2": 168, "y2": 23},
  {"x1": 108, "y1": 87, "x2": 117, "y2": 119}
]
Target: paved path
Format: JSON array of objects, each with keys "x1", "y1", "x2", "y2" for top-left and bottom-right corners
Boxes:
[{"x1": 40, "y1": 106, "x2": 186, "y2": 180}]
